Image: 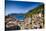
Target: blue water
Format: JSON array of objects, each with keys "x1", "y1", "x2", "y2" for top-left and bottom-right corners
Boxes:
[{"x1": 15, "y1": 15, "x2": 25, "y2": 21}]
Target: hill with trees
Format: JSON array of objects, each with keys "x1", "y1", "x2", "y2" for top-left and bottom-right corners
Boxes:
[{"x1": 25, "y1": 4, "x2": 44, "y2": 17}]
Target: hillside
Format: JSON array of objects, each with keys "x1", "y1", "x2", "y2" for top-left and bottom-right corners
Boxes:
[{"x1": 25, "y1": 4, "x2": 44, "y2": 17}]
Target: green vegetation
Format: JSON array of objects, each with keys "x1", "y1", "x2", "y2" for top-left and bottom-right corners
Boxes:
[{"x1": 25, "y1": 4, "x2": 44, "y2": 17}]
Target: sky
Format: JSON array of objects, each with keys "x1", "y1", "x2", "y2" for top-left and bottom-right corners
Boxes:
[{"x1": 5, "y1": 1, "x2": 43, "y2": 15}]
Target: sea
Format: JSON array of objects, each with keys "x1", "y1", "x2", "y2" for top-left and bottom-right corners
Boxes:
[{"x1": 15, "y1": 15, "x2": 25, "y2": 21}]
